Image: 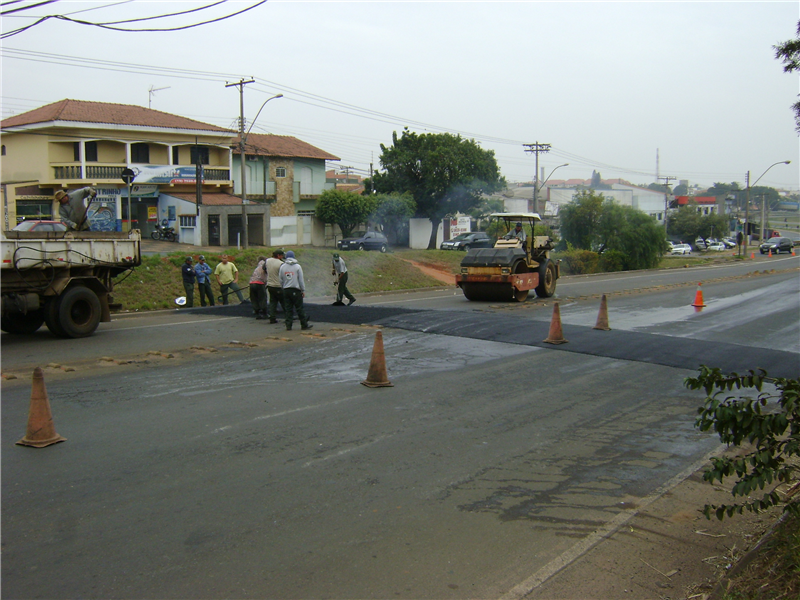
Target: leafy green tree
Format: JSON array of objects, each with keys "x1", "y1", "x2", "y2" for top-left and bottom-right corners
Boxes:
[
  {"x1": 774, "y1": 20, "x2": 800, "y2": 132},
  {"x1": 372, "y1": 128, "x2": 506, "y2": 249},
  {"x1": 668, "y1": 204, "x2": 729, "y2": 242},
  {"x1": 315, "y1": 189, "x2": 377, "y2": 238},
  {"x1": 648, "y1": 183, "x2": 669, "y2": 193},
  {"x1": 686, "y1": 367, "x2": 800, "y2": 519},
  {"x1": 559, "y1": 190, "x2": 605, "y2": 250},
  {"x1": 597, "y1": 203, "x2": 666, "y2": 269},
  {"x1": 371, "y1": 192, "x2": 416, "y2": 244}
]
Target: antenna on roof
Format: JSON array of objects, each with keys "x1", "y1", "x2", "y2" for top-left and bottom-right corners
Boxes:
[{"x1": 148, "y1": 85, "x2": 171, "y2": 109}]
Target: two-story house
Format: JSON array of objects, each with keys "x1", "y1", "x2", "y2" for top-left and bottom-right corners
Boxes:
[{"x1": 0, "y1": 99, "x2": 251, "y2": 243}]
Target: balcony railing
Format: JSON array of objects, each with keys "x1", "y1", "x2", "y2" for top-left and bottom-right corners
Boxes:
[
  {"x1": 53, "y1": 165, "x2": 231, "y2": 182},
  {"x1": 203, "y1": 168, "x2": 230, "y2": 181}
]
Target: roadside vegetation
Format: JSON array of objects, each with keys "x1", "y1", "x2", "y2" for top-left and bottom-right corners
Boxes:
[
  {"x1": 686, "y1": 367, "x2": 800, "y2": 598},
  {"x1": 114, "y1": 245, "x2": 745, "y2": 312}
]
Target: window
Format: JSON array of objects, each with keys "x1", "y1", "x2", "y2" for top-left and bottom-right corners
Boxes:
[
  {"x1": 172, "y1": 147, "x2": 180, "y2": 164},
  {"x1": 275, "y1": 166, "x2": 286, "y2": 178},
  {"x1": 73, "y1": 142, "x2": 81, "y2": 161},
  {"x1": 190, "y1": 146, "x2": 209, "y2": 165},
  {"x1": 1, "y1": 145, "x2": 5, "y2": 156},
  {"x1": 85, "y1": 141, "x2": 98, "y2": 162},
  {"x1": 131, "y1": 143, "x2": 150, "y2": 163},
  {"x1": 179, "y1": 215, "x2": 196, "y2": 227}
]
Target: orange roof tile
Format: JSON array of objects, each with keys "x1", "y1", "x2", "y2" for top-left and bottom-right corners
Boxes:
[
  {"x1": 1, "y1": 99, "x2": 232, "y2": 133},
  {"x1": 237, "y1": 132, "x2": 340, "y2": 161}
]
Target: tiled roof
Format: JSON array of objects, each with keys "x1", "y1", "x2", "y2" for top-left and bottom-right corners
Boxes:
[
  {"x1": 164, "y1": 192, "x2": 242, "y2": 206},
  {"x1": 1, "y1": 99, "x2": 232, "y2": 133},
  {"x1": 237, "y1": 133, "x2": 340, "y2": 161}
]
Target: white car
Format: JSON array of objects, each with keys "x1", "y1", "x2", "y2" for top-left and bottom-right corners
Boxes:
[
  {"x1": 706, "y1": 242, "x2": 726, "y2": 252},
  {"x1": 671, "y1": 244, "x2": 692, "y2": 255}
]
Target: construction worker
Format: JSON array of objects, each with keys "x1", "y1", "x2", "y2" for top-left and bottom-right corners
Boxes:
[
  {"x1": 331, "y1": 253, "x2": 356, "y2": 306},
  {"x1": 504, "y1": 222, "x2": 527, "y2": 243},
  {"x1": 55, "y1": 187, "x2": 96, "y2": 231},
  {"x1": 279, "y1": 250, "x2": 311, "y2": 331}
]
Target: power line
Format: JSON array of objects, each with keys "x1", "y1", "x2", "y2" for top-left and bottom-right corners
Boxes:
[{"x1": 1, "y1": 0, "x2": 266, "y2": 38}]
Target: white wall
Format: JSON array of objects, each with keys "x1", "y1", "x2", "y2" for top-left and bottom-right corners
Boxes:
[
  {"x1": 409, "y1": 218, "x2": 443, "y2": 249},
  {"x1": 271, "y1": 216, "x2": 297, "y2": 247}
]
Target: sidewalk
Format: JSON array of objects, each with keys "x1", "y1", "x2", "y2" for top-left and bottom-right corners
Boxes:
[{"x1": 511, "y1": 447, "x2": 782, "y2": 600}]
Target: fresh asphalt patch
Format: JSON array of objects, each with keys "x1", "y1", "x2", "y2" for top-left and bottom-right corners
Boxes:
[{"x1": 183, "y1": 302, "x2": 800, "y2": 379}]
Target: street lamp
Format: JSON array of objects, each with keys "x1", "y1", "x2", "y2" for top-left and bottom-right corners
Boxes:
[
  {"x1": 238, "y1": 92, "x2": 283, "y2": 248},
  {"x1": 535, "y1": 163, "x2": 569, "y2": 216},
  {"x1": 743, "y1": 160, "x2": 790, "y2": 254}
]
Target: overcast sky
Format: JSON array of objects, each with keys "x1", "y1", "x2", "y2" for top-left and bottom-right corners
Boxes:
[{"x1": 2, "y1": 1, "x2": 798, "y2": 191}]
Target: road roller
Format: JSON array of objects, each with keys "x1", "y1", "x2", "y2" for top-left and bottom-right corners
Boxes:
[{"x1": 455, "y1": 212, "x2": 559, "y2": 302}]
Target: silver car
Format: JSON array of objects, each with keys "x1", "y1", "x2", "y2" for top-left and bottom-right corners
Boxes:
[{"x1": 671, "y1": 244, "x2": 692, "y2": 255}]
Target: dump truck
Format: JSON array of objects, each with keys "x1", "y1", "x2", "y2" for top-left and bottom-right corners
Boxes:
[
  {"x1": 456, "y1": 212, "x2": 559, "y2": 302},
  {"x1": 1, "y1": 229, "x2": 141, "y2": 338}
]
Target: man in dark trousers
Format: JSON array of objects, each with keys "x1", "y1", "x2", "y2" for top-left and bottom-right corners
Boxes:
[
  {"x1": 265, "y1": 248, "x2": 285, "y2": 324},
  {"x1": 195, "y1": 255, "x2": 215, "y2": 307},
  {"x1": 181, "y1": 256, "x2": 196, "y2": 308},
  {"x1": 279, "y1": 250, "x2": 311, "y2": 331},
  {"x1": 331, "y1": 253, "x2": 356, "y2": 306}
]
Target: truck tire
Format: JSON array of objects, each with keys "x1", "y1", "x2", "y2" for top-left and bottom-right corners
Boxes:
[
  {"x1": 57, "y1": 286, "x2": 102, "y2": 338},
  {"x1": 1, "y1": 309, "x2": 45, "y2": 334},
  {"x1": 535, "y1": 260, "x2": 557, "y2": 298},
  {"x1": 43, "y1": 298, "x2": 68, "y2": 337}
]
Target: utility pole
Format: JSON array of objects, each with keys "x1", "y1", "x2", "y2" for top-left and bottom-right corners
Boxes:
[
  {"x1": 523, "y1": 142, "x2": 550, "y2": 214},
  {"x1": 226, "y1": 78, "x2": 255, "y2": 248},
  {"x1": 744, "y1": 171, "x2": 751, "y2": 254},
  {"x1": 659, "y1": 175, "x2": 676, "y2": 231}
]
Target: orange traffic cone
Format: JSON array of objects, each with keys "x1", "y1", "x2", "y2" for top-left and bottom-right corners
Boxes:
[
  {"x1": 750, "y1": 252, "x2": 755, "y2": 259},
  {"x1": 16, "y1": 367, "x2": 66, "y2": 448},
  {"x1": 361, "y1": 330, "x2": 393, "y2": 388},
  {"x1": 543, "y1": 303, "x2": 568, "y2": 344},
  {"x1": 769, "y1": 249, "x2": 773, "y2": 257},
  {"x1": 593, "y1": 294, "x2": 611, "y2": 330},
  {"x1": 691, "y1": 282, "x2": 706, "y2": 308}
]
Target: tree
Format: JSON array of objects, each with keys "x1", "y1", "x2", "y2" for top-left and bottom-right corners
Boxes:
[
  {"x1": 372, "y1": 128, "x2": 505, "y2": 249},
  {"x1": 559, "y1": 190, "x2": 604, "y2": 250},
  {"x1": 315, "y1": 189, "x2": 377, "y2": 238},
  {"x1": 672, "y1": 183, "x2": 688, "y2": 196},
  {"x1": 371, "y1": 192, "x2": 415, "y2": 245},
  {"x1": 686, "y1": 367, "x2": 800, "y2": 519},
  {"x1": 774, "y1": 20, "x2": 800, "y2": 132},
  {"x1": 597, "y1": 203, "x2": 666, "y2": 270},
  {"x1": 668, "y1": 204, "x2": 729, "y2": 242}
]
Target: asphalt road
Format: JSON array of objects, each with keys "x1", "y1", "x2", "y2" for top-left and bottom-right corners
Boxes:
[{"x1": 1, "y1": 258, "x2": 798, "y2": 599}]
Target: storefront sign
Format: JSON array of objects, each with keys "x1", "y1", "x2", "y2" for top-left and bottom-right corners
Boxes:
[{"x1": 128, "y1": 165, "x2": 203, "y2": 185}]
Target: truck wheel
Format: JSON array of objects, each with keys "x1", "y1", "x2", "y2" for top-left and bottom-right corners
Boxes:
[
  {"x1": 1, "y1": 310, "x2": 45, "y2": 334},
  {"x1": 536, "y1": 260, "x2": 558, "y2": 298},
  {"x1": 43, "y1": 298, "x2": 68, "y2": 337},
  {"x1": 57, "y1": 286, "x2": 102, "y2": 338}
]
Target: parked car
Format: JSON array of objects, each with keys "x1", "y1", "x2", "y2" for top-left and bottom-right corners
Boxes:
[
  {"x1": 722, "y1": 237, "x2": 737, "y2": 248},
  {"x1": 671, "y1": 244, "x2": 692, "y2": 255},
  {"x1": 440, "y1": 232, "x2": 492, "y2": 251},
  {"x1": 694, "y1": 238, "x2": 708, "y2": 250},
  {"x1": 12, "y1": 220, "x2": 67, "y2": 232},
  {"x1": 706, "y1": 242, "x2": 726, "y2": 252},
  {"x1": 337, "y1": 231, "x2": 389, "y2": 252},
  {"x1": 759, "y1": 236, "x2": 794, "y2": 254}
]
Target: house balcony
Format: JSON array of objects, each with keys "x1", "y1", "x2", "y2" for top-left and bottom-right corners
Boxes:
[{"x1": 51, "y1": 163, "x2": 231, "y2": 185}]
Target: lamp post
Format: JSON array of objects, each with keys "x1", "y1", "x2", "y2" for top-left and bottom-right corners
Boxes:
[
  {"x1": 535, "y1": 163, "x2": 569, "y2": 217},
  {"x1": 743, "y1": 160, "x2": 790, "y2": 255}
]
